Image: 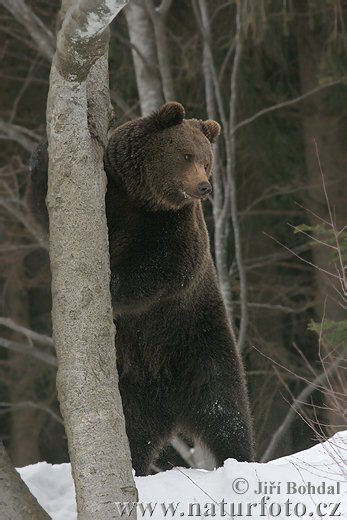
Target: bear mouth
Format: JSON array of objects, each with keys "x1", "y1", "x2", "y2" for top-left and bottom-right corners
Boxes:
[{"x1": 181, "y1": 190, "x2": 208, "y2": 201}]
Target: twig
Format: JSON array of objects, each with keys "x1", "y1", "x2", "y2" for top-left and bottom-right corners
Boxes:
[
  {"x1": 261, "y1": 351, "x2": 345, "y2": 462},
  {"x1": 0, "y1": 317, "x2": 54, "y2": 349},
  {"x1": 0, "y1": 337, "x2": 57, "y2": 366},
  {"x1": 231, "y1": 78, "x2": 346, "y2": 136},
  {"x1": 0, "y1": 120, "x2": 40, "y2": 152},
  {"x1": 0, "y1": 0, "x2": 55, "y2": 61},
  {"x1": 0, "y1": 401, "x2": 62, "y2": 425}
]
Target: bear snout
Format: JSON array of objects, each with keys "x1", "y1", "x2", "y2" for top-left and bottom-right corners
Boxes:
[{"x1": 197, "y1": 181, "x2": 212, "y2": 198}]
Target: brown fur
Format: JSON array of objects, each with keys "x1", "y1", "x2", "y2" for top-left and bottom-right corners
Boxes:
[
  {"x1": 29, "y1": 102, "x2": 254, "y2": 475},
  {"x1": 104, "y1": 102, "x2": 254, "y2": 473}
]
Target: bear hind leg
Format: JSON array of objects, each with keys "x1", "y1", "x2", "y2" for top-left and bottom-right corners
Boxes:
[{"x1": 181, "y1": 393, "x2": 254, "y2": 468}]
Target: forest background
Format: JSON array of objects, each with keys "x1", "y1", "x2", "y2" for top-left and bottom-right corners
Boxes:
[{"x1": 0, "y1": 0, "x2": 346, "y2": 469}]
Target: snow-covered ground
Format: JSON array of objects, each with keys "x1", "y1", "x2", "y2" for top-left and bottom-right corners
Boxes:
[{"x1": 19, "y1": 431, "x2": 347, "y2": 519}]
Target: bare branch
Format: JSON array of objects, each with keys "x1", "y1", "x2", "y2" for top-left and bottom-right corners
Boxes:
[
  {"x1": 0, "y1": 0, "x2": 55, "y2": 61},
  {"x1": 110, "y1": 89, "x2": 139, "y2": 119},
  {"x1": 314, "y1": 140, "x2": 347, "y2": 298},
  {"x1": 264, "y1": 232, "x2": 341, "y2": 280},
  {"x1": 0, "y1": 196, "x2": 48, "y2": 250},
  {"x1": 0, "y1": 337, "x2": 57, "y2": 367},
  {"x1": 231, "y1": 78, "x2": 345, "y2": 136},
  {"x1": 0, "y1": 120, "x2": 40, "y2": 152},
  {"x1": 156, "y1": 0, "x2": 173, "y2": 16},
  {"x1": 0, "y1": 318, "x2": 54, "y2": 349},
  {"x1": 261, "y1": 352, "x2": 345, "y2": 462},
  {"x1": 0, "y1": 401, "x2": 63, "y2": 425}
]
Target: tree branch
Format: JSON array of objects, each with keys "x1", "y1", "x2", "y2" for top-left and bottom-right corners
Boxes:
[
  {"x1": 0, "y1": 120, "x2": 40, "y2": 152},
  {"x1": 0, "y1": 0, "x2": 55, "y2": 61},
  {"x1": 0, "y1": 337, "x2": 57, "y2": 367},
  {"x1": 231, "y1": 78, "x2": 345, "y2": 136},
  {"x1": 0, "y1": 401, "x2": 63, "y2": 425},
  {"x1": 261, "y1": 352, "x2": 345, "y2": 462},
  {"x1": 0, "y1": 318, "x2": 54, "y2": 349}
]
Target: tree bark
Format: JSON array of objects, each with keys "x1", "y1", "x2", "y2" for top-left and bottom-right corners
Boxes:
[
  {"x1": 0, "y1": 441, "x2": 50, "y2": 520},
  {"x1": 46, "y1": 1, "x2": 136, "y2": 518}
]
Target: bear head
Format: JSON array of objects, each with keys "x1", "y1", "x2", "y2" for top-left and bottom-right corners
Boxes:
[{"x1": 105, "y1": 102, "x2": 221, "y2": 211}]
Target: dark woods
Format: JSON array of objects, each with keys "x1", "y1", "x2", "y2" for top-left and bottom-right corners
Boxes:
[{"x1": 0, "y1": 0, "x2": 346, "y2": 468}]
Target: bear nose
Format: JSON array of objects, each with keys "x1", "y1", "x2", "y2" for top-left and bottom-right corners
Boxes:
[{"x1": 197, "y1": 181, "x2": 212, "y2": 197}]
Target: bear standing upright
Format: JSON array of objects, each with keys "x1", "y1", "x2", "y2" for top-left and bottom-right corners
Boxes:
[{"x1": 30, "y1": 102, "x2": 254, "y2": 475}]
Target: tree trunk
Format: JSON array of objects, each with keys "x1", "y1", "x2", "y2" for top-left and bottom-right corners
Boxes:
[
  {"x1": 46, "y1": 1, "x2": 136, "y2": 518},
  {"x1": 0, "y1": 441, "x2": 50, "y2": 520},
  {"x1": 125, "y1": 0, "x2": 164, "y2": 115}
]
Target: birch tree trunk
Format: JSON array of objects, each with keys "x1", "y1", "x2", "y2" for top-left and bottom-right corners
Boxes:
[
  {"x1": 0, "y1": 441, "x2": 50, "y2": 520},
  {"x1": 195, "y1": 0, "x2": 245, "y2": 350},
  {"x1": 125, "y1": 0, "x2": 164, "y2": 115},
  {"x1": 46, "y1": 1, "x2": 136, "y2": 518}
]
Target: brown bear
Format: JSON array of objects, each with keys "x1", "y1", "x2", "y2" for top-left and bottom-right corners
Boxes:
[{"x1": 30, "y1": 102, "x2": 254, "y2": 475}]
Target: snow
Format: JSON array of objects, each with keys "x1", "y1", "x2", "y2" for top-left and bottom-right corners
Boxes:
[
  {"x1": 72, "y1": 2, "x2": 127, "y2": 40},
  {"x1": 18, "y1": 431, "x2": 347, "y2": 519}
]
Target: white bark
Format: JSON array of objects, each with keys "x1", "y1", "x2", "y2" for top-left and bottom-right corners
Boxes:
[
  {"x1": 0, "y1": 442, "x2": 50, "y2": 520},
  {"x1": 226, "y1": 3, "x2": 248, "y2": 352},
  {"x1": 46, "y1": 1, "x2": 136, "y2": 518},
  {"x1": 195, "y1": 0, "x2": 243, "y2": 349},
  {"x1": 125, "y1": 0, "x2": 164, "y2": 115},
  {"x1": 145, "y1": 0, "x2": 175, "y2": 102}
]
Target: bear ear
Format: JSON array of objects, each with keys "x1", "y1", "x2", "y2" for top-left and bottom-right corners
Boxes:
[
  {"x1": 201, "y1": 120, "x2": 221, "y2": 143},
  {"x1": 156, "y1": 102, "x2": 185, "y2": 128}
]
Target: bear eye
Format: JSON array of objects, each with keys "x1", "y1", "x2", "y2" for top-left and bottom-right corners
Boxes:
[
  {"x1": 184, "y1": 153, "x2": 193, "y2": 161},
  {"x1": 205, "y1": 163, "x2": 210, "y2": 171}
]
